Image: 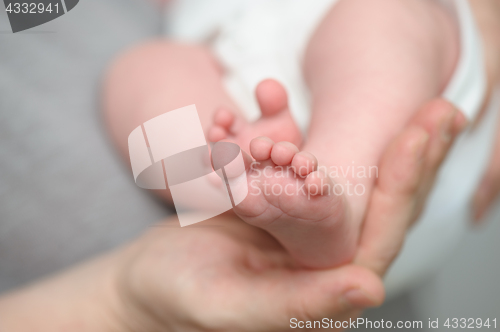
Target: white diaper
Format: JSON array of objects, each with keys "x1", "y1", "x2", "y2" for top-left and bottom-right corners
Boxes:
[
  {"x1": 165, "y1": 0, "x2": 338, "y2": 133},
  {"x1": 165, "y1": 0, "x2": 498, "y2": 297}
]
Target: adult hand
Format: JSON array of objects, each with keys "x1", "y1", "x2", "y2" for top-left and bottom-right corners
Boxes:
[
  {"x1": 114, "y1": 219, "x2": 382, "y2": 332},
  {"x1": 470, "y1": 0, "x2": 500, "y2": 221},
  {"x1": 110, "y1": 100, "x2": 466, "y2": 331},
  {"x1": 0, "y1": 100, "x2": 466, "y2": 332}
]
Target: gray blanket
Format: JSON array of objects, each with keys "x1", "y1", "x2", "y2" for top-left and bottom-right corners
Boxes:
[
  {"x1": 1, "y1": 1, "x2": 499, "y2": 327},
  {"x1": 0, "y1": 0, "x2": 170, "y2": 292}
]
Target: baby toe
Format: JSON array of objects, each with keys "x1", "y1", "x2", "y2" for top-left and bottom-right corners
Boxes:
[
  {"x1": 305, "y1": 170, "x2": 332, "y2": 196},
  {"x1": 250, "y1": 136, "x2": 274, "y2": 161},
  {"x1": 256, "y1": 79, "x2": 288, "y2": 116},
  {"x1": 270, "y1": 141, "x2": 299, "y2": 166},
  {"x1": 208, "y1": 125, "x2": 227, "y2": 142},
  {"x1": 291, "y1": 151, "x2": 318, "y2": 177},
  {"x1": 214, "y1": 108, "x2": 235, "y2": 129}
]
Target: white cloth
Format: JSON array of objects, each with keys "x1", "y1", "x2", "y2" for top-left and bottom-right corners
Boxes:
[
  {"x1": 165, "y1": 0, "x2": 337, "y2": 133},
  {"x1": 164, "y1": 0, "x2": 498, "y2": 297}
]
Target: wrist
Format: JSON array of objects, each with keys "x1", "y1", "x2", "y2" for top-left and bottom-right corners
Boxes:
[{"x1": 0, "y1": 250, "x2": 126, "y2": 332}]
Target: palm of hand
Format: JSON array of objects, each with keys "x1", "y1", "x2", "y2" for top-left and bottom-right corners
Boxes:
[{"x1": 118, "y1": 216, "x2": 372, "y2": 332}]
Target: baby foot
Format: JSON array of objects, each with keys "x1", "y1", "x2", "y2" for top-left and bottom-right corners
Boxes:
[
  {"x1": 207, "y1": 79, "x2": 302, "y2": 152},
  {"x1": 234, "y1": 137, "x2": 357, "y2": 268}
]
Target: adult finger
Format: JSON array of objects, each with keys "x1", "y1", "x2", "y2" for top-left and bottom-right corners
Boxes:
[
  {"x1": 473, "y1": 110, "x2": 500, "y2": 221},
  {"x1": 355, "y1": 99, "x2": 466, "y2": 276},
  {"x1": 469, "y1": 0, "x2": 500, "y2": 127},
  {"x1": 405, "y1": 99, "x2": 468, "y2": 221}
]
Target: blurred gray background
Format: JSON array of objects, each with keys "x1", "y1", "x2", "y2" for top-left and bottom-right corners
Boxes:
[{"x1": 0, "y1": 0, "x2": 498, "y2": 330}]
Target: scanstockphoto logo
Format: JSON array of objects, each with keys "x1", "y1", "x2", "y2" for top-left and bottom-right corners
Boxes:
[
  {"x1": 128, "y1": 105, "x2": 248, "y2": 227},
  {"x1": 3, "y1": 0, "x2": 79, "y2": 33}
]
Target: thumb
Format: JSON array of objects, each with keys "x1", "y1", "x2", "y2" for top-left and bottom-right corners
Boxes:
[{"x1": 247, "y1": 265, "x2": 385, "y2": 331}]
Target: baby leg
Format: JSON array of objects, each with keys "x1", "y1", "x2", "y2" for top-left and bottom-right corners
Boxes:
[
  {"x1": 235, "y1": 0, "x2": 460, "y2": 268},
  {"x1": 303, "y1": 0, "x2": 459, "y2": 223},
  {"x1": 104, "y1": 41, "x2": 305, "y2": 206},
  {"x1": 103, "y1": 41, "x2": 244, "y2": 204}
]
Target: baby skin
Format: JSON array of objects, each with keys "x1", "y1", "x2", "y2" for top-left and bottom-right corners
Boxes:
[
  {"x1": 104, "y1": 0, "x2": 459, "y2": 268},
  {"x1": 208, "y1": 0, "x2": 459, "y2": 268},
  {"x1": 210, "y1": 83, "x2": 357, "y2": 268}
]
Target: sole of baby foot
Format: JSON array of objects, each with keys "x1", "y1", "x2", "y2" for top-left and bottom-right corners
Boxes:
[{"x1": 234, "y1": 137, "x2": 357, "y2": 269}]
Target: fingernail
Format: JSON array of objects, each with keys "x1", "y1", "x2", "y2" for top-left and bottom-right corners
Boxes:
[
  {"x1": 441, "y1": 109, "x2": 458, "y2": 142},
  {"x1": 341, "y1": 289, "x2": 379, "y2": 309}
]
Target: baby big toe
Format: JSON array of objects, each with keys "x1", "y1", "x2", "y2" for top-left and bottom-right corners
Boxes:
[{"x1": 255, "y1": 79, "x2": 288, "y2": 116}]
